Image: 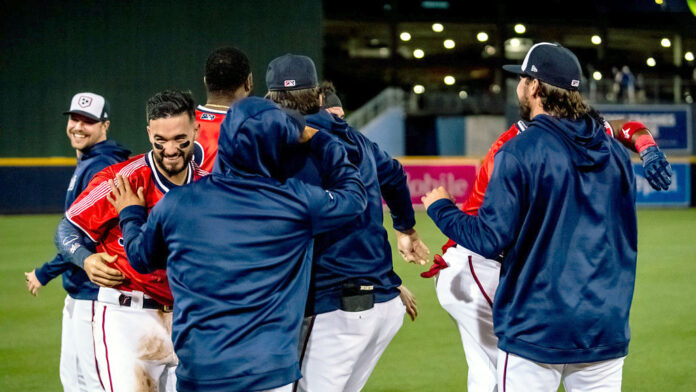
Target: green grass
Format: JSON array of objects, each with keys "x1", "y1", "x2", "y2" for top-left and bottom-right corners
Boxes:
[{"x1": 1, "y1": 210, "x2": 695, "y2": 391}]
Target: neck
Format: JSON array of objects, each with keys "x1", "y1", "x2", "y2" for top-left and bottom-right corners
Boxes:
[
  {"x1": 154, "y1": 159, "x2": 189, "y2": 186},
  {"x1": 530, "y1": 101, "x2": 548, "y2": 119},
  {"x1": 206, "y1": 87, "x2": 248, "y2": 109}
]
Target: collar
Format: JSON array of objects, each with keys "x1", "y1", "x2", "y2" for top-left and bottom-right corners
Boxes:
[
  {"x1": 197, "y1": 104, "x2": 227, "y2": 114},
  {"x1": 145, "y1": 151, "x2": 193, "y2": 193}
]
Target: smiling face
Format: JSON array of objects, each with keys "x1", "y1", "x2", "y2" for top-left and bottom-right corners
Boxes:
[
  {"x1": 147, "y1": 112, "x2": 198, "y2": 177},
  {"x1": 66, "y1": 113, "x2": 108, "y2": 151}
]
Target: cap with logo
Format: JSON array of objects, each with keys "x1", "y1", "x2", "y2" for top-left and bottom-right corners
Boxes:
[
  {"x1": 266, "y1": 54, "x2": 319, "y2": 91},
  {"x1": 63, "y1": 92, "x2": 110, "y2": 122},
  {"x1": 503, "y1": 42, "x2": 583, "y2": 91}
]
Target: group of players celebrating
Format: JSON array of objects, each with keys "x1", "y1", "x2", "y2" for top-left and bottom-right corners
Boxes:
[{"x1": 25, "y1": 42, "x2": 672, "y2": 392}]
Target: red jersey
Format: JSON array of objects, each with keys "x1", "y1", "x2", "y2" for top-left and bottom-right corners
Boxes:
[
  {"x1": 66, "y1": 151, "x2": 208, "y2": 305},
  {"x1": 441, "y1": 119, "x2": 615, "y2": 254},
  {"x1": 195, "y1": 105, "x2": 227, "y2": 172}
]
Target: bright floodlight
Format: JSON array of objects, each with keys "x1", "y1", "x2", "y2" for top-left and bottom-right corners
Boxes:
[
  {"x1": 477, "y1": 32, "x2": 489, "y2": 42},
  {"x1": 592, "y1": 71, "x2": 602, "y2": 81},
  {"x1": 661, "y1": 38, "x2": 671, "y2": 48},
  {"x1": 413, "y1": 49, "x2": 425, "y2": 59},
  {"x1": 458, "y1": 90, "x2": 468, "y2": 99},
  {"x1": 400, "y1": 32, "x2": 411, "y2": 41},
  {"x1": 510, "y1": 38, "x2": 521, "y2": 48},
  {"x1": 685, "y1": 52, "x2": 695, "y2": 61},
  {"x1": 591, "y1": 35, "x2": 602, "y2": 45},
  {"x1": 444, "y1": 39, "x2": 455, "y2": 49},
  {"x1": 432, "y1": 23, "x2": 444, "y2": 32},
  {"x1": 444, "y1": 75, "x2": 456, "y2": 85},
  {"x1": 413, "y1": 85, "x2": 425, "y2": 94},
  {"x1": 647, "y1": 57, "x2": 656, "y2": 67},
  {"x1": 514, "y1": 24, "x2": 526, "y2": 34}
]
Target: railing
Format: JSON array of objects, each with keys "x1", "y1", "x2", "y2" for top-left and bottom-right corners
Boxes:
[{"x1": 345, "y1": 87, "x2": 405, "y2": 130}]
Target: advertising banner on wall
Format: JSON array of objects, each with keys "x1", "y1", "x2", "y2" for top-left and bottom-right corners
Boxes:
[
  {"x1": 596, "y1": 104, "x2": 692, "y2": 154},
  {"x1": 398, "y1": 158, "x2": 479, "y2": 207},
  {"x1": 634, "y1": 162, "x2": 691, "y2": 206}
]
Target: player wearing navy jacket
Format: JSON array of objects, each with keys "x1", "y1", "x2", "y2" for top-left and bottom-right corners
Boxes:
[
  {"x1": 25, "y1": 92, "x2": 129, "y2": 392},
  {"x1": 423, "y1": 43, "x2": 638, "y2": 391},
  {"x1": 108, "y1": 97, "x2": 367, "y2": 392},
  {"x1": 264, "y1": 54, "x2": 427, "y2": 392}
]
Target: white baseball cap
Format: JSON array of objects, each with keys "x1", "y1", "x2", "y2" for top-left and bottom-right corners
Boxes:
[{"x1": 63, "y1": 92, "x2": 110, "y2": 122}]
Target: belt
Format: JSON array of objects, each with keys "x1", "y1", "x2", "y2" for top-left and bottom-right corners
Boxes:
[{"x1": 118, "y1": 294, "x2": 173, "y2": 312}]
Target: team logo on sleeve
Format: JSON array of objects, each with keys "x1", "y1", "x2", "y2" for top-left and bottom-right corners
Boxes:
[
  {"x1": 78, "y1": 96, "x2": 93, "y2": 108},
  {"x1": 201, "y1": 113, "x2": 216, "y2": 121}
]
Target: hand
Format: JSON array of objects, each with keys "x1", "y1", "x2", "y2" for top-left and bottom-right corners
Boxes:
[
  {"x1": 395, "y1": 229, "x2": 430, "y2": 265},
  {"x1": 398, "y1": 285, "x2": 418, "y2": 321},
  {"x1": 421, "y1": 186, "x2": 455, "y2": 210},
  {"x1": 106, "y1": 174, "x2": 145, "y2": 213},
  {"x1": 299, "y1": 126, "x2": 319, "y2": 143},
  {"x1": 84, "y1": 253, "x2": 124, "y2": 287},
  {"x1": 24, "y1": 269, "x2": 42, "y2": 296},
  {"x1": 640, "y1": 146, "x2": 673, "y2": 191}
]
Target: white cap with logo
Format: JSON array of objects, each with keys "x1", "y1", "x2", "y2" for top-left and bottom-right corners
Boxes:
[{"x1": 63, "y1": 92, "x2": 110, "y2": 122}]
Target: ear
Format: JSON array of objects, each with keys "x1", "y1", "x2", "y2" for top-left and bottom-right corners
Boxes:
[
  {"x1": 193, "y1": 122, "x2": 200, "y2": 141},
  {"x1": 102, "y1": 120, "x2": 111, "y2": 132},
  {"x1": 203, "y1": 76, "x2": 208, "y2": 88},
  {"x1": 146, "y1": 125, "x2": 155, "y2": 143},
  {"x1": 245, "y1": 73, "x2": 253, "y2": 93},
  {"x1": 529, "y1": 79, "x2": 541, "y2": 98}
]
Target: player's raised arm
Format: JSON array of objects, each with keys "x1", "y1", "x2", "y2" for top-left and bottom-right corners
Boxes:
[{"x1": 295, "y1": 128, "x2": 368, "y2": 235}]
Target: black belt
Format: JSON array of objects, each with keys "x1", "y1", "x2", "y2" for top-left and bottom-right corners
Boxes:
[{"x1": 118, "y1": 294, "x2": 172, "y2": 312}]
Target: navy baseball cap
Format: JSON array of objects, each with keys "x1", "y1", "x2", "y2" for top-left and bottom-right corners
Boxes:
[
  {"x1": 322, "y1": 91, "x2": 342, "y2": 108},
  {"x1": 266, "y1": 54, "x2": 318, "y2": 91},
  {"x1": 503, "y1": 42, "x2": 583, "y2": 91},
  {"x1": 63, "y1": 92, "x2": 110, "y2": 122}
]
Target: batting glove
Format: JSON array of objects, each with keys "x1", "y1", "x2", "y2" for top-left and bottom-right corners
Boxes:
[{"x1": 640, "y1": 145, "x2": 673, "y2": 191}]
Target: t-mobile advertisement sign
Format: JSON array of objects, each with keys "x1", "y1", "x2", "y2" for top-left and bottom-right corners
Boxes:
[{"x1": 398, "y1": 158, "x2": 479, "y2": 206}]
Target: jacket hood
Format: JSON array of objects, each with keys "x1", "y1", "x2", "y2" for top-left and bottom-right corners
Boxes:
[
  {"x1": 213, "y1": 97, "x2": 305, "y2": 180},
  {"x1": 82, "y1": 139, "x2": 130, "y2": 162},
  {"x1": 532, "y1": 114, "x2": 610, "y2": 169},
  {"x1": 305, "y1": 110, "x2": 361, "y2": 164}
]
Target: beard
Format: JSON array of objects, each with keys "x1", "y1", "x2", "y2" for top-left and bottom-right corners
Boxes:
[
  {"x1": 518, "y1": 94, "x2": 533, "y2": 122},
  {"x1": 154, "y1": 147, "x2": 193, "y2": 177}
]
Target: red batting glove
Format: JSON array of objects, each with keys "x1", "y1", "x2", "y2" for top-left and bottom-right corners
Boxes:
[{"x1": 420, "y1": 254, "x2": 449, "y2": 278}]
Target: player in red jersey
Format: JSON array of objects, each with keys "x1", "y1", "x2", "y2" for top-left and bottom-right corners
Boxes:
[
  {"x1": 58, "y1": 90, "x2": 206, "y2": 392},
  {"x1": 421, "y1": 112, "x2": 672, "y2": 392},
  {"x1": 195, "y1": 47, "x2": 253, "y2": 172}
]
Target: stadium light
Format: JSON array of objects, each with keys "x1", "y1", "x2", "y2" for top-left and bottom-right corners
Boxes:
[
  {"x1": 432, "y1": 23, "x2": 444, "y2": 32},
  {"x1": 477, "y1": 32, "x2": 489, "y2": 42},
  {"x1": 400, "y1": 32, "x2": 411, "y2": 41},
  {"x1": 591, "y1": 35, "x2": 602, "y2": 45},
  {"x1": 413, "y1": 49, "x2": 425, "y2": 59},
  {"x1": 510, "y1": 38, "x2": 521, "y2": 48},
  {"x1": 647, "y1": 57, "x2": 656, "y2": 67},
  {"x1": 458, "y1": 90, "x2": 468, "y2": 99},
  {"x1": 593, "y1": 71, "x2": 602, "y2": 81},
  {"x1": 661, "y1": 38, "x2": 671, "y2": 48},
  {"x1": 444, "y1": 76, "x2": 456, "y2": 85},
  {"x1": 444, "y1": 39, "x2": 455, "y2": 49},
  {"x1": 514, "y1": 24, "x2": 526, "y2": 34},
  {"x1": 413, "y1": 85, "x2": 425, "y2": 94},
  {"x1": 685, "y1": 51, "x2": 695, "y2": 61},
  {"x1": 485, "y1": 45, "x2": 496, "y2": 55}
]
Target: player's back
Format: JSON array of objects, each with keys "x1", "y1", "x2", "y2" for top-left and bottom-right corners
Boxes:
[{"x1": 195, "y1": 105, "x2": 226, "y2": 172}]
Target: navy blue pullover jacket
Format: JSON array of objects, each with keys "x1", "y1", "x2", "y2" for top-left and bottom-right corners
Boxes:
[
  {"x1": 35, "y1": 139, "x2": 130, "y2": 299},
  {"x1": 428, "y1": 114, "x2": 637, "y2": 364},
  {"x1": 117, "y1": 97, "x2": 367, "y2": 392},
  {"x1": 295, "y1": 110, "x2": 414, "y2": 314}
]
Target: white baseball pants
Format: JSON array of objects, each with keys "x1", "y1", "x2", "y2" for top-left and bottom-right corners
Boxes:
[
  {"x1": 92, "y1": 288, "x2": 177, "y2": 392},
  {"x1": 497, "y1": 350, "x2": 625, "y2": 392},
  {"x1": 60, "y1": 295, "x2": 103, "y2": 392},
  {"x1": 296, "y1": 296, "x2": 405, "y2": 392},
  {"x1": 436, "y1": 245, "x2": 501, "y2": 392}
]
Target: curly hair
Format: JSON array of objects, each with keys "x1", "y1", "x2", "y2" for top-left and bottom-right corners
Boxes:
[
  {"x1": 205, "y1": 47, "x2": 251, "y2": 93},
  {"x1": 265, "y1": 87, "x2": 321, "y2": 115},
  {"x1": 527, "y1": 77, "x2": 589, "y2": 120},
  {"x1": 146, "y1": 89, "x2": 195, "y2": 122}
]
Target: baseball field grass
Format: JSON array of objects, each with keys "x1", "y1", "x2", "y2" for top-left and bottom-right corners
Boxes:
[{"x1": 1, "y1": 209, "x2": 695, "y2": 391}]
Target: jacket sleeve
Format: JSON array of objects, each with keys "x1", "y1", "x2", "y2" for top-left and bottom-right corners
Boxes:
[
  {"x1": 368, "y1": 138, "x2": 415, "y2": 231},
  {"x1": 427, "y1": 150, "x2": 524, "y2": 258},
  {"x1": 34, "y1": 253, "x2": 70, "y2": 286},
  {"x1": 55, "y1": 217, "x2": 96, "y2": 268},
  {"x1": 300, "y1": 130, "x2": 367, "y2": 236},
  {"x1": 118, "y1": 204, "x2": 168, "y2": 274}
]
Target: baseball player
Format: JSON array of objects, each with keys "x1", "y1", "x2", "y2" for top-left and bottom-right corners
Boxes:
[
  {"x1": 24, "y1": 92, "x2": 129, "y2": 392},
  {"x1": 55, "y1": 90, "x2": 206, "y2": 392},
  {"x1": 195, "y1": 46, "x2": 253, "y2": 172},
  {"x1": 107, "y1": 96, "x2": 368, "y2": 392},
  {"x1": 421, "y1": 57, "x2": 673, "y2": 392},
  {"x1": 265, "y1": 54, "x2": 428, "y2": 392},
  {"x1": 423, "y1": 42, "x2": 640, "y2": 391}
]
